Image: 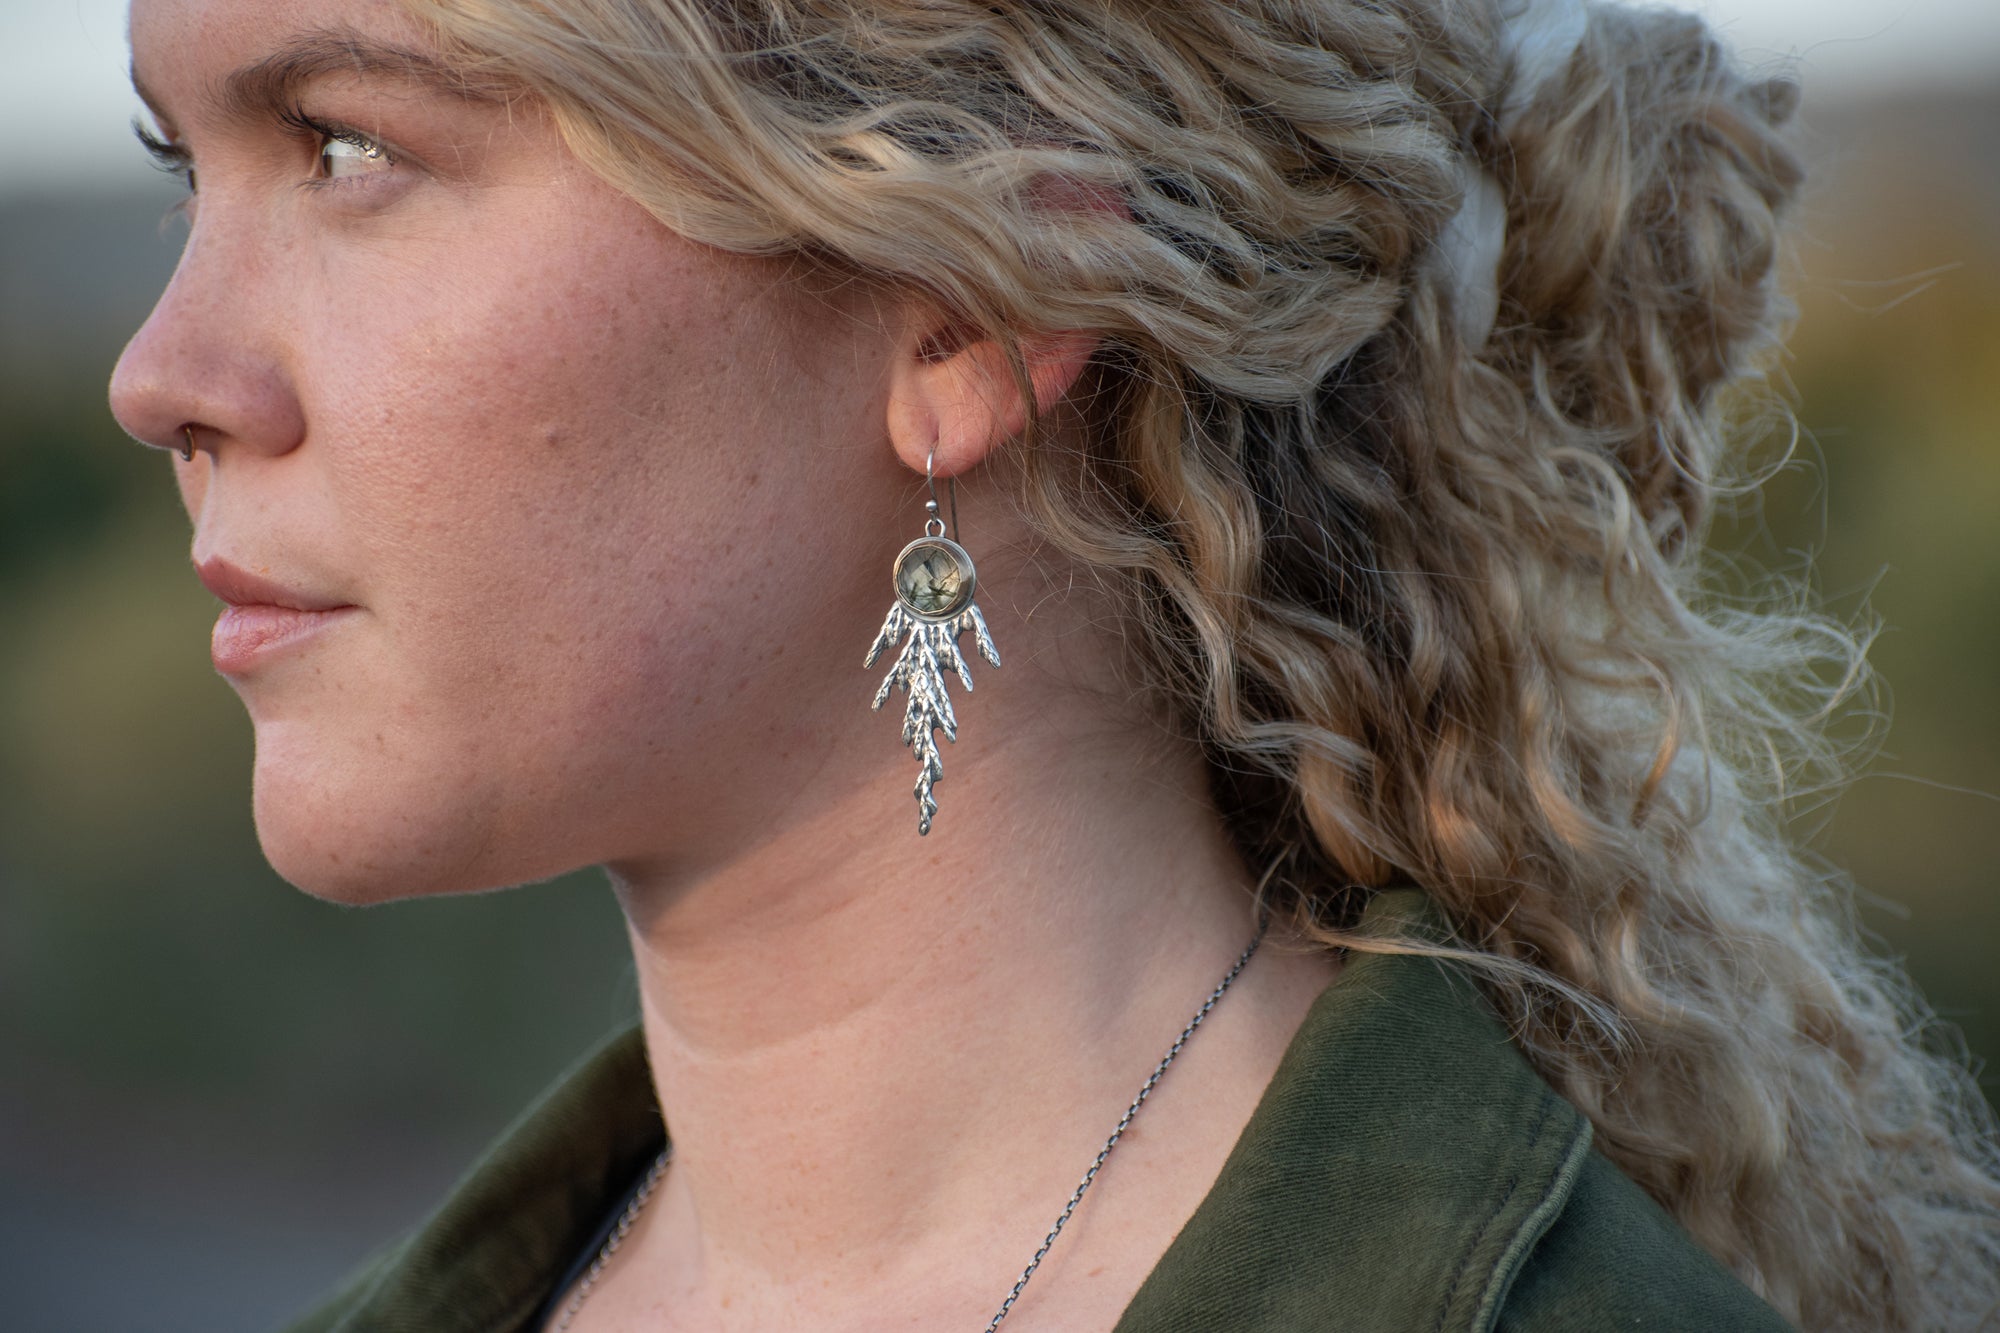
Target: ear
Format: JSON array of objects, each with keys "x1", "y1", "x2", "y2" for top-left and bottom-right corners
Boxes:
[
  {"x1": 885, "y1": 317, "x2": 1100, "y2": 479},
  {"x1": 884, "y1": 174, "x2": 1127, "y2": 478}
]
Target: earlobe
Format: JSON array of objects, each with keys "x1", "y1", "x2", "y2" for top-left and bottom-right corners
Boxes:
[{"x1": 885, "y1": 319, "x2": 1100, "y2": 478}]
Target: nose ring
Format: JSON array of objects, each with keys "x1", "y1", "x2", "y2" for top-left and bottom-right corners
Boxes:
[{"x1": 178, "y1": 426, "x2": 195, "y2": 462}]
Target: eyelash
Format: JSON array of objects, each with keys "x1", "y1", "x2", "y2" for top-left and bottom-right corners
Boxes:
[
  {"x1": 133, "y1": 119, "x2": 193, "y2": 189},
  {"x1": 129, "y1": 107, "x2": 398, "y2": 195}
]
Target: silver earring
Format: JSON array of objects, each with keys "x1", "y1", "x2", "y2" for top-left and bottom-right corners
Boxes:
[{"x1": 863, "y1": 450, "x2": 1001, "y2": 835}]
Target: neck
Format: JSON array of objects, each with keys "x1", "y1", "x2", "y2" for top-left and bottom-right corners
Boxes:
[{"x1": 603, "y1": 681, "x2": 1337, "y2": 1325}]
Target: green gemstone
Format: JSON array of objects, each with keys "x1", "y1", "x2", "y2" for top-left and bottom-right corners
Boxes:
[{"x1": 897, "y1": 544, "x2": 967, "y2": 616}]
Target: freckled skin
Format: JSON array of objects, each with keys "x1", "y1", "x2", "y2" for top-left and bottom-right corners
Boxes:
[
  {"x1": 108, "y1": 8, "x2": 1348, "y2": 1331},
  {"x1": 111, "y1": 0, "x2": 911, "y2": 903}
]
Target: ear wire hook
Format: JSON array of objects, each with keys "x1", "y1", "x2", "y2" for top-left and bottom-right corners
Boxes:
[{"x1": 923, "y1": 446, "x2": 958, "y2": 540}]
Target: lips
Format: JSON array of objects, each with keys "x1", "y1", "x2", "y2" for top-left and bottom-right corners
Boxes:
[{"x1": 195, "y1": 557, "x2": 358, "y2": 674}]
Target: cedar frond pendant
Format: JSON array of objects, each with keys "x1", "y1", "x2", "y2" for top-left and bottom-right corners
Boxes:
[{"x1": 863, "y1": 535, "x2": 1001, "y2": 835}]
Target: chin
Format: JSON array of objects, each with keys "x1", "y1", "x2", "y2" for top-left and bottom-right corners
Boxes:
[
  {"x1": 253, "y1": 781, "x2": 465, "y2": 907},
  {"x1": 247, "y1": 720, "x2": 523, "y2": 906}
]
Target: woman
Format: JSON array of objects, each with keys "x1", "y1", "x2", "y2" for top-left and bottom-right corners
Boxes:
[{"x1": 111, "y1": 0, "x2": 2000, "y2": 1328}]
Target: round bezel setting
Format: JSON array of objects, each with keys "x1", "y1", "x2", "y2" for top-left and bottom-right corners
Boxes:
[{"x1": 892, "y1": 536, "x2": 978, "y2": 621}]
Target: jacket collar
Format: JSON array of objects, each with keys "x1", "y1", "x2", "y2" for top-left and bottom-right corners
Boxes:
[
  {"x1": 1112, "y1": 888, "x2": 1593, "y2": 1332},
  {"x1": 327, "y1": 888, "x2": 1590, "y2": 1333},
  {"x1": 325, "y1": 1022, "x2": 666, "y2": 1332}
]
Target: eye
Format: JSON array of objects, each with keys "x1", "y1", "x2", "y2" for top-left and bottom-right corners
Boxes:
[
  {"x1": 317, "y1": 130, "x2": 395, "y2": 181},
  {"x1": 278, "y1": 106, "x2": 401, "y2": 186}
]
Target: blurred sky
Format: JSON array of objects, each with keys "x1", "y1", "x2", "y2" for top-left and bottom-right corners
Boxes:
[{"x1": 5, "y1": 0, "x2": 2000, "y2": 194}]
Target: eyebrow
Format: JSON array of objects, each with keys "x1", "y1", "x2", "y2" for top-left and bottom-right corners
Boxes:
[{"x1": 131, "y1": 27, "x2": 515, "y2": 127}]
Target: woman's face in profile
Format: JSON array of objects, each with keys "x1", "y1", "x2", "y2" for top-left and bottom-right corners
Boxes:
[{"x1": 110, "y1": 0, "x2": 909, "y2": 902}]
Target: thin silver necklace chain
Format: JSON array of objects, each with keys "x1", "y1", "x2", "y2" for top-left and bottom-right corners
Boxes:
[
  {"x1": 551, "y1": 1148, "x2": 674, "y2": 1332},
  {"x1": 551, "y1": 920, "x2": 1268, "y2": 1333}
]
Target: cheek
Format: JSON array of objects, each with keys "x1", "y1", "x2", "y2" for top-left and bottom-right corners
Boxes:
[
  {"x1": 344, "y1": 228, "x2": 777, "y2": 704},
  {"x1": 250, "y1": 189, "x2": 877, "y2": 895}
]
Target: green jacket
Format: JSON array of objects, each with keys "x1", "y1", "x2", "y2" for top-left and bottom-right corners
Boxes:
[{"x1": 282, "y1": 890, "x2": 1790, "y2": 1331}]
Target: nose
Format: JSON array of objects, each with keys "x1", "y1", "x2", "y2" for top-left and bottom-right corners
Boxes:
[{"x1": 108, "y1": 206, "x2": 307, "y2": 462}]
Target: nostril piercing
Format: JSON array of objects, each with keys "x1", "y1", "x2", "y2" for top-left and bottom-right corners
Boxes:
[{"x1": 178, "y1": 426, "x2": 195, "y2": 462}]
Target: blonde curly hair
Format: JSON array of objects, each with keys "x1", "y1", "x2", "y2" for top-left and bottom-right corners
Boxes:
[{"x1": 404, "y1": 0, "x2": 2000, "y2": 1324}]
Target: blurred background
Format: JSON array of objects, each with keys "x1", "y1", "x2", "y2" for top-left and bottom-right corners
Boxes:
[{"x1": 2, "y1": 0, "x2": 1997, "y2": 1327}]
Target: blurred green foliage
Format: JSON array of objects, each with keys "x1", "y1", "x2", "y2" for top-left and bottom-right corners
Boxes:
[{"x1": 1742, "y1": 93, "x2": 2000, "y2": 1085}]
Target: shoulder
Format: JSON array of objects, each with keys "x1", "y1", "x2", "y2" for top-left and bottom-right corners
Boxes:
[
  {"x1": 1494, "y1": 1147, "x2": 1790, "y2": 1331},
  {"x1": 1114, "y1": 888, "x2": 1791, "y2": 1333}
]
